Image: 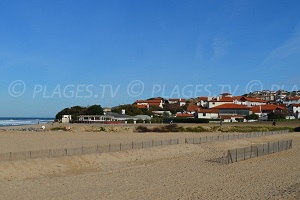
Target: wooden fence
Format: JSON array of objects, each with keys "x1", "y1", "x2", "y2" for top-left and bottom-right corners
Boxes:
[
  {"x1": 185, "y1": 130, "x2": 289, "y2": 144},
  {"x1": 217, "y1": 140, "x2": 293, "y2": 164},
  {"x1": 0, "y1": 138, "x2": 179, "y2": 162}
]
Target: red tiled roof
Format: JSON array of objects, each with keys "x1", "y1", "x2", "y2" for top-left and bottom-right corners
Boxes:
[
  {"x1": 291, "y1": 103, "x2": 300, "y2": 107},
  {"x1": 136, "y1": 100, "x2": 161, "y2": 103},
  {"x1": 250, "y1": 105, "x2": 286, "y2": 113},
  {"x1": 176, "y1": 113, "x2": 194, "y2": 118},
  {"x1": 290, "y1": 97, "x2": 300, "y2": 101},
  {"x1": 198, "y1": 97, "x2": 208, "y2": 101},
  {"x1": 148, "y1": 103, "x2": 161, "y2": 107},
  {"x1": 238, "y1": 96, "x2": 267, "y2": 103},
  {"x1": 187, "y1": 105, "x2": 199, "y2": 112},
  {"x1": 212, "y1": 104, "x2": 250, "y2": 109},
  {"x1": 198, "y1": 109, "x2": 219, "y2": 113},
  {"x1": 179, "y1": 99, "x2": 186, "y2": 102}
]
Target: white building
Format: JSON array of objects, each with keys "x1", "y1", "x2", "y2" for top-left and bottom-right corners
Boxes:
[
  {"x1": 198, "y1": 109, "x2": 219, "y2": 119},
  {"x1": 62, "y1": 115, "x2": 72, "y2": 123}
]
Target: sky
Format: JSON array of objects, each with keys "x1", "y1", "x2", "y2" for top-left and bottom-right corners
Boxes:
[{"x1": 1, "y1": 0, "x2": 300, "y2": 117}]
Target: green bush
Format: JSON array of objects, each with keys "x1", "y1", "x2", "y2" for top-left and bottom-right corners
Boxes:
[
  {"x1": 50, "y1": 127, "x2": 67, "y2": 131},
  {"x1": 126, "y1": 119, "x2": 134, "y2": 124},
  {"x1": 136, "y1": 119, "x2": 144, "y2": 123}
]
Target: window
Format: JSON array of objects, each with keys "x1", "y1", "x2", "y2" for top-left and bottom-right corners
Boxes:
[{"x1": 203, "y1": 113, "x2": 206, "y2": 116}]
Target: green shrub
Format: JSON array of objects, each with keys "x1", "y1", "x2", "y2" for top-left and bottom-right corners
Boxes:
[
  {"x1": 126, "y1": 119, "x2": 134, "y2": 124},
  {"x1": 136, "y1": 119, "x2": 144, "y2": 123},
  {"x1": 50, "y1": 127, "x2": 67, "y2": 131}
]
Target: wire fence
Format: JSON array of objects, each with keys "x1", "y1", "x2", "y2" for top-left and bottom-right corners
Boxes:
[
  {"x1": 185, "y1": 130, "x2": 290, "y2": 144},
  {"x1": 215, "y1": 140, "x2": 293, "y2": 164},
  {"x1": 0, "y1": 139, "x2": 179, "y2": 162}
]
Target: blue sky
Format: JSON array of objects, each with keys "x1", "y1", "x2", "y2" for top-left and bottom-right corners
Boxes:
[{"x1": 1, "y1": 0, "x2": 300, "y2": 117}]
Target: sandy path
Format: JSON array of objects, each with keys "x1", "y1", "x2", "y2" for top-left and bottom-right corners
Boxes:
[{"x1": 0, "y1": 133, "x2": 299, "y2": 199}]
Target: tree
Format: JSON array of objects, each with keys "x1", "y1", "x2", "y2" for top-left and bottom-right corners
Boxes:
[
  {"x1": 111, "y1": 104, "x2": 147, "y2": 116},
  {"x1": 267, "y1": 112, "x2": 286, "y2": 120},
  {"x1": 245, "y1": 114, "x2": 259, "y2": 121},
  {"x1": 86, "y1": 105, "x2": 103, "y2": 115},
  {"x1": 55, "y1": 105, "x2": 104, "y2": 121}
]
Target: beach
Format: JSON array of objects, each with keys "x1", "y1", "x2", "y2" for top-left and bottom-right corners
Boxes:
[{"x1": 0, "y1": 123, "x2": 299, "y2": 199}]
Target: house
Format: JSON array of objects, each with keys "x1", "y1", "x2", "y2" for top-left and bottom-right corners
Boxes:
[
  {"x1": 219, "y1": 115, "x2": 245, "y2": 123},
  {"x1": 250, "y1": 105, "x2": 287, "y2": 117},
  {"x1": 234, "y1": 96, "x2": 267, "y2": 107},
  {"x1": 196, "y1": 97, "x2": 209, "y2": 108},
  {"x1": 208, "y1": 97, "x2": 235, "y2": 108},
  {"x1": 77, "y1": 112, "x2": 137, "y2": 123},
  {"x1": 212, "y1": 104, "x2": 250, "y2": 116},
  {"x1": 135, "y1": 98, "x2": 164, "y2": 108},
  {"x1": 288, "y1": 104, "x2": 300, "y2": 119},
  {"x1": 62, "y1": 115, "x2": 72, "y2": 123},
  {"x1": 197, "y1": 109, "x2": 219, "y2": 119},
  {"x1": 186, "y1": 104, "x2": 199, "y2": 114}
]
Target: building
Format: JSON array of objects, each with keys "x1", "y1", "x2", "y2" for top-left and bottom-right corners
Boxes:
[
  {"x1": 197, "y1": 109, "x2": 219, "y2": 119},
  {"x1": 288, "y1": 104, "x2": 300, "y2": 119},
  {"x1": 135, "y1": 98, "x2": 164, "y2": 108},
  {"x1": 250, "y1": 105, "x2": 287, "y2": 117},
  {"x1": 61, "y1": 115, "x2": 72, "y2": 123},
  {"x1": 212, "y1": 104, "x2": 250, "y2": 116}
]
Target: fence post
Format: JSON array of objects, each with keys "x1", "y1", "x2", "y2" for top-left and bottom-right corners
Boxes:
[
  {"x1": 177, "y1": 138, "x2": 179, "y2": 144},
  {"x1": 193, "y1": 138, "x2": 194, "y2": 144},
  {"x1": 65, "y1": 149, "x2": 67, "y2": 156},
  {"x1": 250, "y1": 146, "x2": 252, "y2": 158},
  {"x1": 108, "y1": 144, "x2": 110, "y2": 152},
  {"x1": 185, "y1": 138, "x2": 187, "y2": 144}
]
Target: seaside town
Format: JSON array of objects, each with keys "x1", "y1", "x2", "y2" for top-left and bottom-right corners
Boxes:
[{"x1": 60, "y1": 89, "x2": 300, "y2": 124}]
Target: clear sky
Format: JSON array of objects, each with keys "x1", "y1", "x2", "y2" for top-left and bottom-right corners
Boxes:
[{"x1": 1, "y1": 0, "x2": 300, "y2": 117}]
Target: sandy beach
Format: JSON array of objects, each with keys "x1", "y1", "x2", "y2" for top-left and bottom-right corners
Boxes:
[{"x1": 0, "y1": 123, "x2": 299, "y2": 199}]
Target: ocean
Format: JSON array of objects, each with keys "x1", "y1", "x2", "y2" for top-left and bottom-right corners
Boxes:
[{"x1": 0, "y1": 117, "x2": 54, "y2": 127}]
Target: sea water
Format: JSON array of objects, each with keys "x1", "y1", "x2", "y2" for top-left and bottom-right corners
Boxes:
[{"x1": 0, "y1": 117, "x2": 54, "y2": 127}]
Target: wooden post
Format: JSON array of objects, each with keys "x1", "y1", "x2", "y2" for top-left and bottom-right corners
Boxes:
[
  {"x1": 108, "y1": 144, "x2": 110, "y2": 152},
  {"x1": 132, "y1": 141, "x2": 134, "y2": 149},
  {"x1": 142, "y1": 142, "x2": 143, "y2": 149},
  {"x1": 120, "y1": 143, "x2": 121, "y2": 151},
  {"x1": 65, "y1": 149, "x2": 67, "y2": 156}
]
